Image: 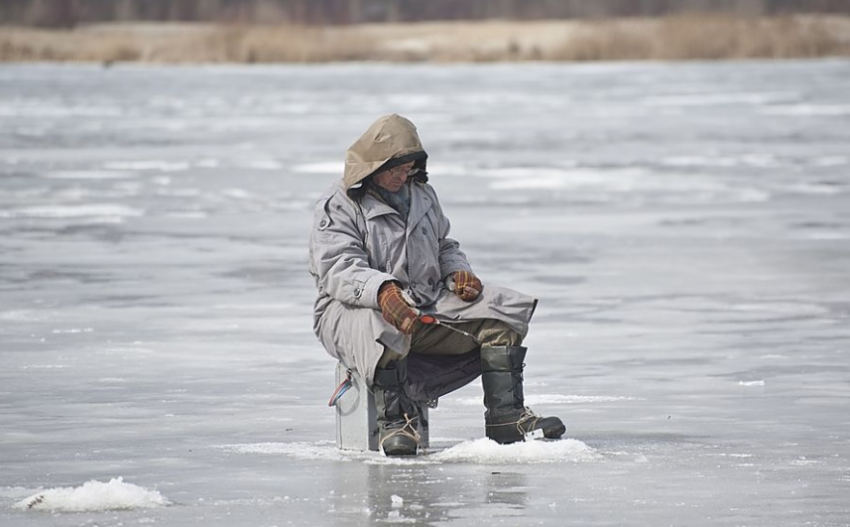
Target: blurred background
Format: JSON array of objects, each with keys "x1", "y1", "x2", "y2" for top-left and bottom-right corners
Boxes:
[{"x1": 1, "y1": 0, "x2": 849, "y2": 62}]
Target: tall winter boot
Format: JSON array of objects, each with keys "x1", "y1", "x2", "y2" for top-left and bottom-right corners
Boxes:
[
  {"x1": 481, "y1": 345, "x2": 566, "y2": 444},
  {"x1": 373, "y1": 359, "x2": 421, "y2": 456}
]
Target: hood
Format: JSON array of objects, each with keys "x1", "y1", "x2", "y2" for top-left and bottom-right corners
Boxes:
[{"x1": 343, "y1": 114, "x2": 428, "y2": 191}]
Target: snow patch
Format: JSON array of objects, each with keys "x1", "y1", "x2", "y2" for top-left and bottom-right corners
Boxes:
[
  {"x1": 14, "y1": 478, "x2": 170, "y2": 512},
  {"x1": 432, "y1": 438, "x2": 600, "y2": 464},
  {"x1": 760, "y1": 104, "x2": 850, "y2": 117},
  {"x1": 2, "y1": 204, "x2": 144, "y2": 219},
  {"x1": 291, "y1": 162, "x2": 343, "y2": 174},
  {"x1": 240, "y1": 159, "x2": 283, "y2": 170},
  {"x1": 103, "y1": 161, "x2": 190, "y2": 172},
  {"x1": 738, "y1": 380, "x2": 765, "y2": 387},
  {"x1": 51, "y1": 328, "x2": 94, "y2": 334}
]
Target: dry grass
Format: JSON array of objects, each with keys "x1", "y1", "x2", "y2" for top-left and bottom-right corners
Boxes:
[
  {"x1": 553, "y1": 15, "x2": 850, "y2": 61},
  {"x1": 1, "y1": 15, "x2": 848, "y2": 63}
]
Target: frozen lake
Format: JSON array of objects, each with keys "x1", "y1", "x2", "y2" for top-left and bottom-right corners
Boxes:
[{"x1": 1, "y1": 60, "x2": 849, "y2": 526}]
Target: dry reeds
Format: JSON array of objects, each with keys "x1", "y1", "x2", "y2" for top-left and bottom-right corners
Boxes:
[
  {"x1": 0, "y1": 23, "x2": 379, "y2": 63},
  {"x1": 553, "y1": 15, "x2": 850, "y2": 61},
  {"x1": 1, "y1": 15, "x2": 848, "y2": 64}
]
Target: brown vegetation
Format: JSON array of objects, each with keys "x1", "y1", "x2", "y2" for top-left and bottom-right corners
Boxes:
[
  {"x1": 553, "y1": 14, "x2": 850, "y2": 60},
  {"x1": 1, "y1": 15, "x2": 848, "y2": 63}
]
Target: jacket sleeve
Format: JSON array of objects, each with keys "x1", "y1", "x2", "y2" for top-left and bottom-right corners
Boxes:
[
  {"x1": 430, "y1": 187, "x2": 473, "y2": 279},
  {"x1": 309, "y1": 193, "x2": 396, "y2": 310}
]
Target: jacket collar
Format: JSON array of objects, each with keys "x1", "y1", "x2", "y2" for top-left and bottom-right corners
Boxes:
[
  {"x1": 360, "y1": 192, "x2": 397, "y2": 220},
  {"x1": 406, "y1": 182, "x2": 432, "y2": 231},
  {"x1": 358, "y1": 181, "x2": 432, "y2": 231}
]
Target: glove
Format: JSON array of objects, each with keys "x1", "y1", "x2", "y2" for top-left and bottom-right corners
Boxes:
[
  {"x1": 449, "y1": 271, "x2": 482, "y2": 302},
  {"x1": 378, "y1": 282, "x2": 420, "y2": 335}
]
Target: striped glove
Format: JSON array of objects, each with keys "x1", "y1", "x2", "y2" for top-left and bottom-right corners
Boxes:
[
  {"x1": 450, "y1": 271, "x2": 482, "y2": 302},
  {"x1": 378, "y1": 282, "x2": 420, "y2": 335}
]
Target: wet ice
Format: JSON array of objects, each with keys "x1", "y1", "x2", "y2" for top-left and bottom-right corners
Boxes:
[{"x1": 1, "y1": 60, "x2": 849, "y2": 526}]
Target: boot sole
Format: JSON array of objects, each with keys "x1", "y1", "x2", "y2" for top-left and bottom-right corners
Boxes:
[{"x1": 381, "y1": 436, "x2": 419, "y2": 456}]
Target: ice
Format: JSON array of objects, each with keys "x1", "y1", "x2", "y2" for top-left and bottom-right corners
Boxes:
[
  {"x1": 452, "y1": 394, "x2": 637, "y2": 405},
  {"x1": 238, "y1": 159, "x2": 284, "y2": 170},
  {"x1": 44, "y1": 170, "x2": 137, "y2": 180},
  {"x1": 759, "y1": 104, "x2": 850, "y2": 116},
  {"x1": 2, "y1": 204, "x2": 144, "y2": 219},
  {"x1": 13, "y1": 478, "x2": 170, "y2": 512},
  {"x1": 103, "y1": 160, "x2": 191, "y2": 171},
  {"x1": 1, "y1": 60, "x2": 849, "y2": 527},
  {"x1": 640, "y1": 91, "x2": 797, "y2": 106},
  {"x1": 223, "y1": 437, "x2": 600, "y2": 466},
  {"x1": 292, "y1": 162, "x2": 344, "y2": 174}
]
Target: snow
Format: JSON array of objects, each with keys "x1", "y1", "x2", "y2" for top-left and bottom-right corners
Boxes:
[
  {"x1": 13, "y1": 478, "x2": 170, "y2": 512},
  {"x1": 1, "y1": 60, "x2": 849, "y2": 527},
  {"x1": 431, "y1": 438, "x2": 600, "y2": 464}
]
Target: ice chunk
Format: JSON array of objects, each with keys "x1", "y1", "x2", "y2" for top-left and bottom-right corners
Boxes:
[
  {"x1": 432, "y1": 438, "x2": 600, "y2": 464},
  {"x1": 14, "y1": 477, "x2": 170, "y2": 512}
]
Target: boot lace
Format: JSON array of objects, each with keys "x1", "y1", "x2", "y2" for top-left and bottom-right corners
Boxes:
[
  {"x1": 516, "y1": 407, "x2": 542, "y2": 437},
  {"x1": 382, "y1": 412, "x2": 421, "y2": 446}
]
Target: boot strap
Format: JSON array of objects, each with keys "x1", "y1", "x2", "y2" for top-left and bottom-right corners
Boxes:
[
  {"x1": 381, "y1": 413, "x2": 421, "y2": 446},
  {"x1": 485, "y1": 408, "x2": 542, "y2": 438}
]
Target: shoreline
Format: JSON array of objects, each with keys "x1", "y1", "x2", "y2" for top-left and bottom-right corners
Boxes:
[{"x1": 2, "y1": 15, "x2": 849, "y2": 64}]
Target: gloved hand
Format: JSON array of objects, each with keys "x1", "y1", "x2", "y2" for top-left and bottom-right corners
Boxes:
[
  {"x1": 449, "y1": 270, "x2": 482, "y2": 302},
  {"x1": 378, "y1": 282, "x2": 420, "y2": 335}
]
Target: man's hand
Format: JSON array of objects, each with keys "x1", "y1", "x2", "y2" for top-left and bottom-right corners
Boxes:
[
  {"x1": 450, "y1": 271, "x2": 482, "y2": 302},
  {"x1": 378, "y1": 282, "x2": 420, "y2": 335}
]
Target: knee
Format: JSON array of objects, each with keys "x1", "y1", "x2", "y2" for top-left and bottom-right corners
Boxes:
[{"x1": 478, "y1": 320, "x2": 523, "y2": 347}]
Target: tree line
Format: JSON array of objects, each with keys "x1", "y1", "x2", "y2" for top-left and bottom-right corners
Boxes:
[{"x1": 2, "y1": 0, "x2": 848, "y2": 27}]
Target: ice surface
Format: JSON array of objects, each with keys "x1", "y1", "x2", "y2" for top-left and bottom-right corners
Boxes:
[
  {"x1": 221, "y1": 438, "x2": 599, "y2": 465},
  {"x1": 1, "y1": 60, "x2": 849, "y2": 527}
]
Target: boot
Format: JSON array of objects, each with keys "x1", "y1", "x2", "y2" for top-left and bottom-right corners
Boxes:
[
  {"x1": 481, "y1": 345, "x2": 566, "y2": 444},
  {"x1": 373, "y1": 359, "x2": 421, "y2": 456}
]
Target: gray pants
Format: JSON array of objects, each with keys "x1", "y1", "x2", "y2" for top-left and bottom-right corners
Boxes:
[{"x1": 378, "y1": 319, "x2": 523, "y2": 367}]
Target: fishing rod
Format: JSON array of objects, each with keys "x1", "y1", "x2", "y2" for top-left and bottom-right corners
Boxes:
[{"x1": 417, "y1": 314, "x2": 481, "y2": 344}]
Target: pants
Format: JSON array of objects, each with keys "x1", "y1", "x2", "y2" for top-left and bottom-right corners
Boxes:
[{"x1": 378, "y1": 318, "x2": 523, "y2": 368}]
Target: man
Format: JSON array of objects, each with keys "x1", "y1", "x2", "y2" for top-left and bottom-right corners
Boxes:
[{"x1": 309, "y1": 114, "x2": 564, "y2": 456}]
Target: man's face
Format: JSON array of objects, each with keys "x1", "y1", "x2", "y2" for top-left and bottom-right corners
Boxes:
[{"x1": 373, "y1": 161, "x2": 416, "y2": 193}]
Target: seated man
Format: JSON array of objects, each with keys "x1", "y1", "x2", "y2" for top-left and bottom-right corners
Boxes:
[{"x1": 309, "y1": 114, "x2": 564, "y2": 456}]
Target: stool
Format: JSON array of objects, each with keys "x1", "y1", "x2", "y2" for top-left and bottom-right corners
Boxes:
[{"x1": 333, "y1": 362, "x2": 429, "y2": 451}]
